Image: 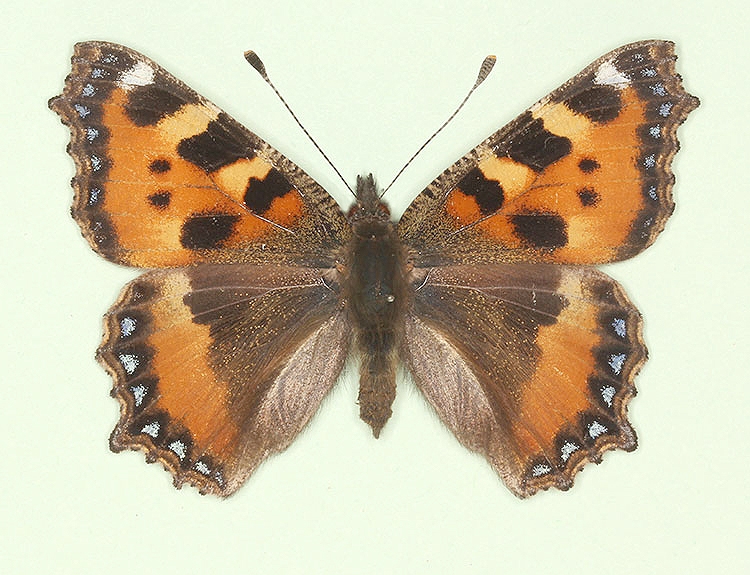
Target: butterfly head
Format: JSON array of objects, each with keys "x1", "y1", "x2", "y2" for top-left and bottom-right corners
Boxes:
[{"x1": 348, "y1": 174, "x2": 391, "y2": 223}]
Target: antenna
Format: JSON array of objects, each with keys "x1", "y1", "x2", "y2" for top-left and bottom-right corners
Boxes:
[
  {"x1": 381, "y1": 55, "x2": 496, "y2": 196},
  {"x1": 244, "y1": 51, "x2": 355, "y2": 196},
  {"x1": 245, "y1": 52, "x2": 496, "y2": 199}
]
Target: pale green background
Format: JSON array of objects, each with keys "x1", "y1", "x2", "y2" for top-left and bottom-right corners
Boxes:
[{"x1": 2, "y1": 1, "x2": 747, "y2": 573}]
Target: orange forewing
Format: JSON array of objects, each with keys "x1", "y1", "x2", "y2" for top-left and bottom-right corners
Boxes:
[
  {"x1": 96, "y1": 91, "x2": 306, "y2": 267},
  {"x1": 469, "y1": 88, "x2": 650, "y2": 263},
  {"x1": 49, "y1": 41, "x2": 348, "y2": 269},
  {"x1": 400, "y1": 40, "x2": 699, "y2": 266}
]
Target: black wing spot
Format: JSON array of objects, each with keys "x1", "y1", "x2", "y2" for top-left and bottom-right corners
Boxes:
[
  {"x1": 125, "y1": 85, "x2": 188, "y2": 127},
  {"x1": 148, "y1": 159, "x2": 171, "y2": 173},
  {"x1": 506, "y1": 113, "x2": 572, "y2": 172},
  {"x1": 177, "y1": 113, "x2": 254, "y2": 172},
  {"x1": 510, "y1": 212, "x2": 568, "y2": 248},
  {"x1": 578, "y1": 158, "x2": 600, "y2": 173},
  {"x1": 577, "y1": 187, "x2": 600, "y2": 207},
  {"x1": 456, "y1": 167, "x2": 504, "y2": 215},
  {"x1": 243, "y1": 168, "x2": 292, "y2": 213},
  {"x1": 564, "y1": 85, "x2": 622, "y2": 124},
  {"x1": 180, "y1": 213, "x2": 240, "y2": 250},
  {"x1": 148, "y1": 190, "x2": 172, "y2": 209}
]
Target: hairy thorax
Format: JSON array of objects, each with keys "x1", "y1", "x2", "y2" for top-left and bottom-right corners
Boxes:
[{"x1": 340, "y1": 175, "x2": 411, "y2": 436}]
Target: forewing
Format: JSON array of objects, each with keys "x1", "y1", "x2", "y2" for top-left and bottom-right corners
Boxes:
[
  {"x1": 402, "y1": 263, "x2": 644, "y2": 497},
  {"x1": 49, "y1": 41, "x2": 348, "y2": 268},
  {"x1": 98, "y1": 264, "x2": 349, "y2": 496},
  {"x1": 399, "y1": 40, "x2": 698, "y2": 266}
]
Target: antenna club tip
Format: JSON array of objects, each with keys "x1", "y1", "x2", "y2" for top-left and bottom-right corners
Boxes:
[
  {"x1": 474, "y1": 55, "x2": 497, "y2": 87},
  {"x1": 244, "y1": 50, "x2": 268, "y2": 79}
]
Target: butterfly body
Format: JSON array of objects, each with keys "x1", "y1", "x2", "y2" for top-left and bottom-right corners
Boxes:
[
  {"x1": 50, "y1": 40, "x2": 698, "y2": 497},
  {"x1": 343, "y1": 175, "x2": 410, "y2": 436}
]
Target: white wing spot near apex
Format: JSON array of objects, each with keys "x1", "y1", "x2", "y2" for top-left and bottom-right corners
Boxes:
[
  {"x1": 119, "y1": 61, "x2": 155, "y2": 89},
  {"x1": 594, "y1": 61, "x2": 630, "y2": 88}
]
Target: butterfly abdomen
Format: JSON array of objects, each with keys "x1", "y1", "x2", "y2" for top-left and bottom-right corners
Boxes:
[{"x1": 345, "y1": 176, "x2": 410, "y2": 437}]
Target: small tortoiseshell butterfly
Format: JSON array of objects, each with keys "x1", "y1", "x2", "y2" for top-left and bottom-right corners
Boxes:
[{"x1": 50, "y1": 40, "x2": 698, "y2": 498}]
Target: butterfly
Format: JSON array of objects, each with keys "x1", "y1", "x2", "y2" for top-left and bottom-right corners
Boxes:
[{"x1": 49, "y1": 40, "x2": 698, "y2": 498}]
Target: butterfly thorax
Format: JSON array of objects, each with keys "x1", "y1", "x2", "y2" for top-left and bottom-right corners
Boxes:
[{"x1": 344, "y1": 174, "x2": 410, "y2": 437}]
